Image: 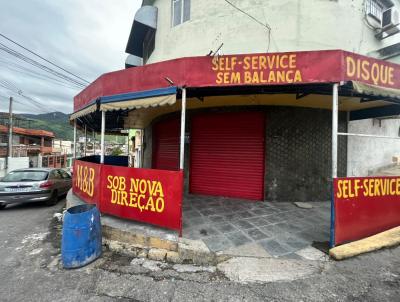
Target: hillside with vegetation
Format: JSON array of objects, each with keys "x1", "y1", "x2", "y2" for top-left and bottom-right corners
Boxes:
[
  {"x1": 20, "y1": 112, "x2": 126, "y2": 143},
  {"x1": 21, "y1": 112, "x2": 74, "y2": 140}
]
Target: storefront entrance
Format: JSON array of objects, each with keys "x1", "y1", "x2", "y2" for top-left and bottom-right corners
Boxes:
[
  {"x1": 152, "y1": 116, "x2": 180, "y2": 170},
  {"x1": 190, "y1": 111, "x2": 266, "y2": 200}
]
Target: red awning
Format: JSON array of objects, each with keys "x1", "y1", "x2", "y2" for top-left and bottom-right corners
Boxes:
[{"x1": 72, "y1": 50, "x2": 400, "y2": 116}]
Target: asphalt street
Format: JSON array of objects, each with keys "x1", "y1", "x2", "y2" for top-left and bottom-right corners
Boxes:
[{"x1": 0, "y1": 200, "x2": 399, "y2": 302}]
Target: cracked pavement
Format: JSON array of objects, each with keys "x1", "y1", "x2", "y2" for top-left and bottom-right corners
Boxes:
[{"x1": 0, "y1": 200, "x2": 399, "y2": 302}]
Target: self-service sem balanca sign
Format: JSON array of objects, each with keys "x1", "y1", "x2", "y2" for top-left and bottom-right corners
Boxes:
[
  {"x1": 106, "y1": 175, "x2": 165, "y2": 213},
  {"x1": 212, "y1": 54, "x2": 303, "y2": 85}
]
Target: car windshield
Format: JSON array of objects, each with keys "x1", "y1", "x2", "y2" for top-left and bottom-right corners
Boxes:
[{"x1": 2, "y1": 171, "x2": 49, "y2": 182}]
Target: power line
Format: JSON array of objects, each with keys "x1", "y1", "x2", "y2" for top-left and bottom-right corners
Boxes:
[
  {"x1": 20, "y1": 94, "x2": 50, "y2": 112},
  {"x1": 0, "y1": 44, "x2": 86, "y2": 88},
  {"x1": 224, "y1": 0, "x2": 271, "y2": 30},
  {"x1": 0, "y1": 81, "x2": 20, "y2": 94},
  {"x1": 0, "y1": 43, "x2": 87, "y2": 88},
  {"x1": 0, "y1": 33, "x2": 90, "y2": 84},
  {"x1": 0, "y1": 94, "x2": 46, "y2": 114},
  {"x1": 224, "y1": 0, "x2": 272, "y2": 52},
  {"x1": 0, "y1": 79, "x2": 21, "y2": 94},
  {"x1": 0, "y1": 78, "x2": 52, "y2": 113},
  {"x1": 0, "y1": 58, "x2": 82, "y2": 90},
  {"x1": 13, "y1": 95, "x2": 52, "y2": 113}
]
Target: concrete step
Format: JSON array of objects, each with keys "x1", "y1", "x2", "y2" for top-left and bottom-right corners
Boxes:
[{"x1": 66, "y1": 190, "x2": 216, "y2": 265}]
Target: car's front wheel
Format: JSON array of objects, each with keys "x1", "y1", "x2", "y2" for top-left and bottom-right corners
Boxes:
[
  {"x1": 45, "y1": 190, "x2": 58, "y2": 206},
  {"x1": 0, "y1": 204, "x2": 6, "y2": 210}
]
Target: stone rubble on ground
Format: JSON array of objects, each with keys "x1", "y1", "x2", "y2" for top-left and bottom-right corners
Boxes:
[
  {"x1": 28, "y1": 248, "x2": 43, "y2": 256},
  {"x1": 217, "y1": 257, "x2": 324, "y2": 283},
  {"x1": 172, "y1": 264, "x2": 216, "y2": 273},
  {"x1": 21, "y1": 232, "x2": 49, "y2": 245},
  {"x1": 130, "y1": 257, "x2": 215, "y2": 274},
  {"x1": 141, "y1": 259, "x2": 168, "y2": 272},
  {"x1": 147, "y1": 248, "x2": 167, "y2": 261},
  {"x1": 293, "y1": 202, "x2": 313, "y2": 209},
  {"x1": 53, "y1": 213, "x2": 63, "y2": 222},
  {"x1": 295, "y1": 246, "x2": 329, "y2": 261}
]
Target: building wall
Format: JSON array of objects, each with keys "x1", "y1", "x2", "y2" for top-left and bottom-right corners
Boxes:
[
  {"x1": 143, "y1": 125, "x2": 153, "y2": 169},
  {"x1": 347, "y1": 118, "x2": 400, "y2": 176},
  {"x1": 53, "y1": 140, "x2": 73, "y2": 155},
  {"x1": 137, "y1": 0, "x2": 397, "y2": 199},
  {"x1": 7, "y1": 157, "x2": 29, "y2": 173},
  {"x1": 265, "y1": 107, "x2": 347, "y2": 202},
  {"x1": 145, "y1": 0, "x2": 400, "y2": 64},
  {"x1": 0, "y1": 158, "x2": 6, "y2": 178},
  {"x1": 143, "y1": 106, "x2": 347, "y2": 201}
]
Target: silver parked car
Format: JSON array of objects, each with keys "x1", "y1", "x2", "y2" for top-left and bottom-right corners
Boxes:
[{"x1": 0, "y1": 168, "x2": 72, "y2": 209}]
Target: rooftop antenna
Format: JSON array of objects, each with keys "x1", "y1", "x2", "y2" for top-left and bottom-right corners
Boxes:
[{"x1": 207, "y1": 43, "x2": 224, "y2": 58}]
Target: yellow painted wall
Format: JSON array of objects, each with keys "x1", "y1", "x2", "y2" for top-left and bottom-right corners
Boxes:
[{"x1": 124, "y1": 93, "x2": 390, "y2": 129}]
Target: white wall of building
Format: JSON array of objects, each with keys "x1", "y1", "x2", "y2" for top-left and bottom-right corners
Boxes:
[
  {"x1": 139, "y1": 0, "x2": 400, "y2": 175},
  {"x1": 146, "y1": 0, "x2": 400, "y2": 64},
  {"x1": 347, "y1": 118, "x2": 400, "y2": 176},
  {"x1": 7, "y1": 157, "x2": 29, "y2": 173},
  {"x1": 53, "y1": 139, "x2": 73, "y2": 155},
  {"x1": 0, "y1": 158, "x2": 6, "y2": 178}
]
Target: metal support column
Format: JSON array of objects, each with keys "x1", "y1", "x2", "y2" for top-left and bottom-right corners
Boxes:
[
  {"x1": 332, "y1": 83, "x2": 339, "y2": 179},
  {"x1": 73, "y1": 119, "x2": 77, "y2": 159},
  {"x1": 100, "y1": 111, "x2": 106, "y2": 164},
  {"x1": 179, "y1": 88, "x2": 186, "y2": 170},
  {"x1": 140, "y1": 129, "x2": 144, "y2": 168}
]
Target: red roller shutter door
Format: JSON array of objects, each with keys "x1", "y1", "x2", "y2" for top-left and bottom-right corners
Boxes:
[
  {"x1": 190, "y1": 112, "x2": 265, "y2": 200},
  {"x1": 152, "y1": 117, "x2": 180, "y2": 170}
]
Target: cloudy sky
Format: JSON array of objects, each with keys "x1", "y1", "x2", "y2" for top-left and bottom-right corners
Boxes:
[{"x1": 0, "y1": 0, "x2": 141, "y2": 114}]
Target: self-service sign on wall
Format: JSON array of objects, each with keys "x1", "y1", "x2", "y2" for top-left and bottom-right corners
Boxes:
[{"x1": 332, "y1": 176, "x2": 400, "y2": 246}]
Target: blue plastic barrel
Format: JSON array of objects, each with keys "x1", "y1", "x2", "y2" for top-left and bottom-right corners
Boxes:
[{"x1": 61, "y1": 204, "x2": 102, "y2": 268}]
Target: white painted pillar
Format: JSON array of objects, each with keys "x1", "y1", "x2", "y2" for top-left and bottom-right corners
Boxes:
[
  {"x1": 8, "y1": 97, "x2": 13, "y2": 159},
  {"x1": 179, "y1": 88, "x2": 187, "y2": 170},
  {"x1": 93, "y1": 131, "x2": 96, "y2": 155},
  {"x1": 73, "y1": 119, "x2": 77, "y2": 159},
  {"x1": 100, "y1": 111, "x2": 106, "y2": 164},
  {"x1": 332, "y1": 83, "x2": 339, "y2": 179},
  {"x1": 84, "y1": 125, "x2": 87, "y2": 157},
  {"x1": 140, "y1": 129, "x2": 144, "y2": 168}
]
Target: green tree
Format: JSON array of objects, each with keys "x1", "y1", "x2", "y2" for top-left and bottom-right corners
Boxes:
[{"x1": 111, "y1": 146, "x2": 123, "y2": 156}]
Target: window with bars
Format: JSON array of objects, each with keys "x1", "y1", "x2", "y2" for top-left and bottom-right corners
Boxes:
[
  {"x1": 366, "y1": 0, "x2": 392, "y2": 22},
  {"x1": 367, "y1": 0, "x2": 384, "y2": 21},
  {"x1": 172, "y1": 0, "x2": 191, "y2": 27},
  {"x1": 0, "y1": 134, "x2": 7, "y2": 143}
]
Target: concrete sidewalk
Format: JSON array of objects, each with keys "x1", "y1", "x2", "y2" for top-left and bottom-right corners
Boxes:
[
  {"x1": 182, "y1": 195, "x2": 330, "y2": 258},
  {"x1": 67, "y1": 190, "x2": 330, "y2": 267},
  {"x1": 65, "y1": 191, "x2": 335, "y2": 283}
]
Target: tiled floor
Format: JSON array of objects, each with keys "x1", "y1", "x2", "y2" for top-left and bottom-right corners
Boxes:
[{"x1": 182, "y1": 195, "x2": 331, "y2": 258}]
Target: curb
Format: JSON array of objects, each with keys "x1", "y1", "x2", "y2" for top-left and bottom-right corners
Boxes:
[
  {"x1": 329, "y1": 226, "x2": 400, "y2": 260},
  {"x1": 66, "y1": 190, "x2": 217, "y2": 265}
]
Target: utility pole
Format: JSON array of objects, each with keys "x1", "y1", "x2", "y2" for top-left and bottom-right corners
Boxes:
[{"x1": 8, "y1": 97, "x2": 13, "y2": 162}]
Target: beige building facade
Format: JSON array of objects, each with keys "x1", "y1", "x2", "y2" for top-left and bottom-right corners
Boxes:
[{"x1": 134, "y1": 0, "x2": 400, "y2": 66}]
